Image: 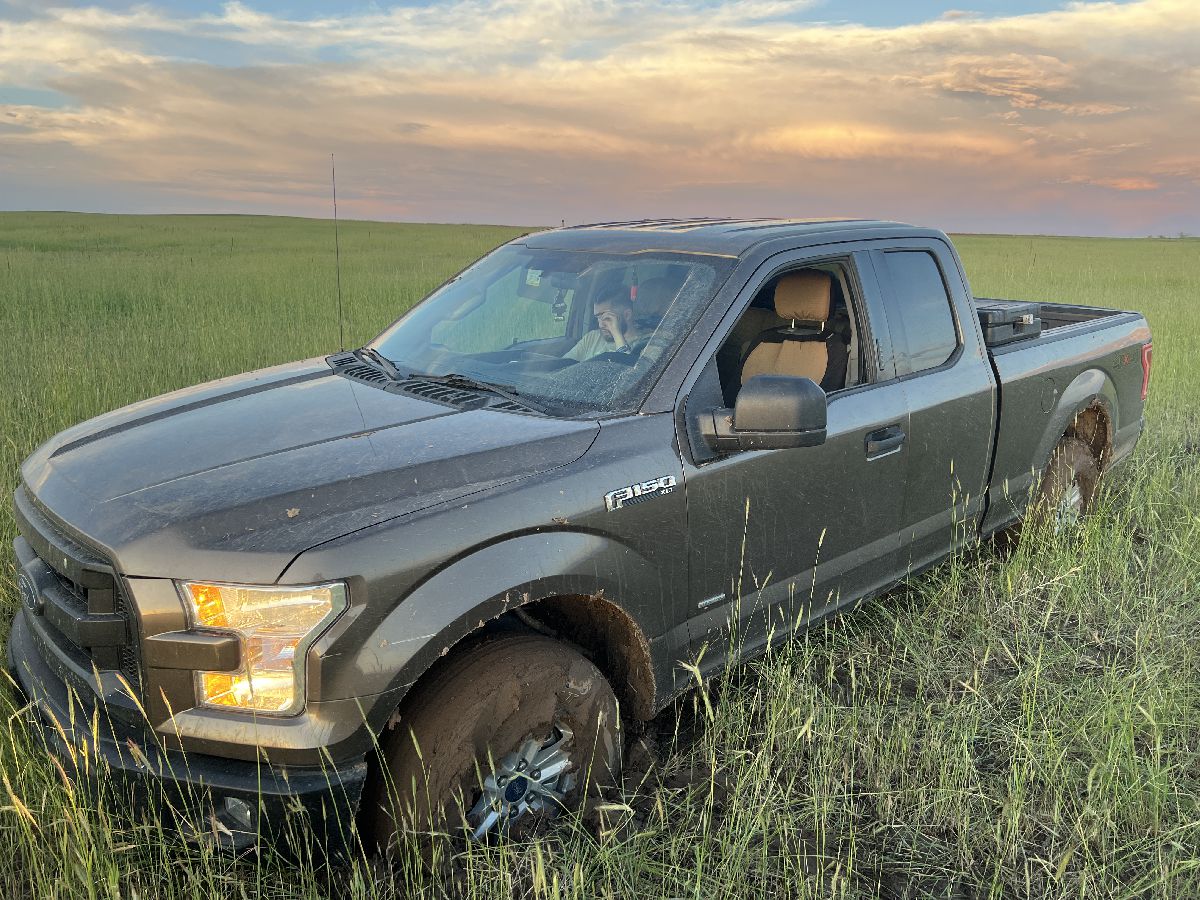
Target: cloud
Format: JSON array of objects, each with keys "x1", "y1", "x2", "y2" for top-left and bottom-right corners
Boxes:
[
  {"x1": 747, "y1": 124, "x2": 1022, "y2": 161},
  {"x1": 1062, "y1": 174, "x2": 1162, "y2": 190},
  {"x1": 0, "y1": 0, "x2": 1197, "y2": 235}
]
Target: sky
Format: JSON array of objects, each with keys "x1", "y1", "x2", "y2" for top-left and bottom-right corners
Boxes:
[{"x1": 1, "y1": 0, "x2": 1197, "y2": 236}]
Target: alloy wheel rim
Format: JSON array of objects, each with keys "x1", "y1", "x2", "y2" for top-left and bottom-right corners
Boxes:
[
  {"x1": 465, "y1": 722, "x2": 576, "y2": 840},
  {"x1": 1053, "y1": 479, "x2": 1084, "y2": 533}
]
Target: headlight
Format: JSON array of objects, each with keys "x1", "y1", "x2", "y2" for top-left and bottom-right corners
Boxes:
[{"x1": 179, "y1": 581, "x2": 347, "y2": 716}]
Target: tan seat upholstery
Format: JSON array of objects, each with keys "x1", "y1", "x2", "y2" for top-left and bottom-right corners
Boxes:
[
  {"x1": 727, "y1": 307, "x2": 786, "y2": 361},
  {"x1": 740, "y1": 270, "x2": 833, "y2": 386}
]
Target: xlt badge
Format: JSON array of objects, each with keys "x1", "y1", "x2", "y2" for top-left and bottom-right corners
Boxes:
[{"x1": 604, "y1": 475, "x2": 677, "y2": 512}]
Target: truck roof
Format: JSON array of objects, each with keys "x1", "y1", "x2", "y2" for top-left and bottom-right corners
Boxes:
[{"x1": 521, "y1": 217, "x2": 939, "y2": 257}]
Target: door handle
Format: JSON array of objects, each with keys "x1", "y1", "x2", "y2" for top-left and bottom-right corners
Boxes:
[{"x1": 865, "y1": 425, "x2": 905, "y2": 459}]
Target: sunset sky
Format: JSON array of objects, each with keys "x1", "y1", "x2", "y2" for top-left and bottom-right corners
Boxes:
[{"x1": 1, "y1": 0, "x2": 1197, "y2": 236}]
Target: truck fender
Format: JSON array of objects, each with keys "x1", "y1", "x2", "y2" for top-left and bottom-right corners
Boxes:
[
  {"x1": 320, "y1": 530, "x2": 663, "y2": 719},
  {"x1": 1032, "y1": 366, "x2": 1117, "y2": 480}
]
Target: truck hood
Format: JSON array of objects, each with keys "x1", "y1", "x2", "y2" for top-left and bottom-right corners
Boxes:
[{"x1": 21, "y1": 358, "x2": 599, "y2": 582}]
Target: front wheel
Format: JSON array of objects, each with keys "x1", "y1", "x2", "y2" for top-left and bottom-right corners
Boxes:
[{"x1": 371, "y1": 633, "x2": 622, "y2": 850}]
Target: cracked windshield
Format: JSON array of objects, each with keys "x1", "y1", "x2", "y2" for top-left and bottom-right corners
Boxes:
[{"x1": 370, "y1": 244, "x2": 735, "y2": 417}]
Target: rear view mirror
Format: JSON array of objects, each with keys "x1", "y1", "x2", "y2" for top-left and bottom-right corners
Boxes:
[{"x1": 701, "y1": 375, "x2": 827, "y2": 452}]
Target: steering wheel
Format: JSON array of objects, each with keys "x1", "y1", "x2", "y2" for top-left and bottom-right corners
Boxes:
[
  {"x1": 504, "y1": 347, "x2": 562, "y2": 362},
  {"x1": 590, "y1": 337, "x2": 650, "y2": 366},
  {"x1": 505, "y1": 355, "x2": 578, "y2": 373}
]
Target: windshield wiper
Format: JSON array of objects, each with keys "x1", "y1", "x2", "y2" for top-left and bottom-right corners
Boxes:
[
  {"x1": 356, "y1": 346, "x2": 402, "y2": 381},
  {"x1": 407, "y1": 372, "x2": 550, "y2": 415}
]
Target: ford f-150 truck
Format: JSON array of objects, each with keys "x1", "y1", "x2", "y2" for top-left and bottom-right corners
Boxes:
[{"x1": 7, "y1": 218, "x2": 1152, "y2": 853}]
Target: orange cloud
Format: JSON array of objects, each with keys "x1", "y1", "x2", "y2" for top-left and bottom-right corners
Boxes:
[
  {"x1": 1063, "y1": 175, "x2": 1163, "y2": 191},
  {"x1": 0, "y1": 0, "x2": 1196, "y2": 235}
]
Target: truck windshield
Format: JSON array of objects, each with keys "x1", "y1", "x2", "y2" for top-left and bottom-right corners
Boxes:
[{"x1": 369, "y1": 244, "x2": 735, "y2": 417}]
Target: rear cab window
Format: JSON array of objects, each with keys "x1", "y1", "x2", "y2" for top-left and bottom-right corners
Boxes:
[{"x1": 879, "y1": 250, "x2": 960, "y2": 375}]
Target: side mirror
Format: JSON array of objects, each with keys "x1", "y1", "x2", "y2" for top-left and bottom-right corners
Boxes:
[{"x1": 702, "y1": 375, "x2": 827, "y2": 452}]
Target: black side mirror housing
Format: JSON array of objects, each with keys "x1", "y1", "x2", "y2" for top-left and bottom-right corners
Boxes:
[{"x1": 702, "y1": 375, "x2": 828, "y2": 452}]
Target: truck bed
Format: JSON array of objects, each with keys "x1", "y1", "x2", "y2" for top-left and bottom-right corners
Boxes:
[
  {"x1": 976, "y1": 297, "x2": 1151, "y2": 535},
  {"x1": 975, "y1": 298, "x2": 1133, "y2": 351}
]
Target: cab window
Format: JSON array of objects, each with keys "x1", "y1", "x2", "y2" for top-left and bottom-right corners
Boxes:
[
  {"x1": 711, "y1": 259, "x2": 869, "y2": 408},
  {"x1": 881, "y1": 250, "x2": 958, "y2": 374}
]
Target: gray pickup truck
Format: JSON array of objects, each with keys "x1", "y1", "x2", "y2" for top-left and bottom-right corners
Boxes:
[{"x1": 8, "y1": 218, "x2": 1152, "y2": 852}]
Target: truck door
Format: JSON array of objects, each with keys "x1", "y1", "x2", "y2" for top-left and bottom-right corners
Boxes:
[
  {"x1": 869, "y1": 243, "x2": 996, "y2": 573},
  {"x1": 676, "y1": 249, "x2": 910, "y2": 675}
]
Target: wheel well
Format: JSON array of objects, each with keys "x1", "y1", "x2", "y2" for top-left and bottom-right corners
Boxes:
[
  {"x1": 518, "y1": 593, "x2": 656, "y2": 721},
  {"x1": 382, "y1": 591, "x2": 657, "y2": 732},
  {"x1": 1065, "y1": 402, "x2": 1112, "y2": 468}
]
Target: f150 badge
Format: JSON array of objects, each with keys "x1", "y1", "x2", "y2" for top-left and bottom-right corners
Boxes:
[{"x1": 605, "y1": 475, "x2": 677, "y2": 512}]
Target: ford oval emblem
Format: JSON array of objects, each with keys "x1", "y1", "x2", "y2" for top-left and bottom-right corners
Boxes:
[{"x1": 18, "y1": 574, "x2": 43, "y2": 617}]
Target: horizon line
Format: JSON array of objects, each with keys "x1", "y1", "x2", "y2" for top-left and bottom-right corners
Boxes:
[{"x1": 2, "y1": 210, "x2": 1196, "y2": 241}]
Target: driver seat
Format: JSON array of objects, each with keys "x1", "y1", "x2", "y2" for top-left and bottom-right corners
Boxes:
[
  {"x1": 740, "y1": 270, "x2": 833, "y2": 386},
  {"x1": 633, "y1": 273, "x2": 686, "y2": 331}
]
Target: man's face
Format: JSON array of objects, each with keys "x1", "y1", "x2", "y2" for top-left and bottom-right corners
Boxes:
[{"x1": 594, "y1": 301, "x2": 629, "y2": 341}]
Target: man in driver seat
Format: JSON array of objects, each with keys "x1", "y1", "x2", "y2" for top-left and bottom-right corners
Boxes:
[{"x1": 564, "y1": 291, "x2": 645, "y2": 361}]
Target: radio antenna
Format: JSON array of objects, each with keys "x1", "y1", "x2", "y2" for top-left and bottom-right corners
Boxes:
[{"x1": 331, "y1": 153, "x2": 345, "y2": 351}]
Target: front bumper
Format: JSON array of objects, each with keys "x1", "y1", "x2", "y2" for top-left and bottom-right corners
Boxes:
[{"x1": 7, "y1": 609, "x2": 369, "y2": 854}]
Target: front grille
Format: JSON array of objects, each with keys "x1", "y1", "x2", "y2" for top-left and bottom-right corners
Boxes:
[
  {"x1": 112, "y1": 577, "x2": 141, "y2": 691},
  {"x1": 119, "y1": 645, "x2": 140, "y2": 690},
  {"x1": 48, "y1": 569, "x2": 88, "y2": 613},
  {"x1": 13, "y1": 486, "x2": 142, "y2": 697}
]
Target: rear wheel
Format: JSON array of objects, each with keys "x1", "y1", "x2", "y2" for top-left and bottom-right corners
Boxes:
[
  {"x1": 1034, "y1": 437, "x2": 1099, "y2": 531},
  {"x1": 371, "y1": 633, "x2": 621, "y2": 851}
]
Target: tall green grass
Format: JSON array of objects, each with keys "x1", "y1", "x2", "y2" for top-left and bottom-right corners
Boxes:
[{"x1": 0, "y1": 214, "x2": 1197, "y2": 898}]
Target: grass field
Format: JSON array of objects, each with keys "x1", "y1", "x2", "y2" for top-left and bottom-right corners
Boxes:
[{"x1": 0, "y1": 212, "x2": 1197, "y2": 899}]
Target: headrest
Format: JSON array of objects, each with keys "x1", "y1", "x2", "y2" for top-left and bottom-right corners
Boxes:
[
  {"x1": 774, "y1": 270, "x2": 832, "y2": 323},
  {"x1": 635, "y1": 276, "x2": 678, "y2": 317}
]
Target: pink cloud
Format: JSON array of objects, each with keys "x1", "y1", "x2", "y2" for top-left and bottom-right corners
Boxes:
[{"x1": 0, "y1": 0, "x2": 1196, "y2": 235}]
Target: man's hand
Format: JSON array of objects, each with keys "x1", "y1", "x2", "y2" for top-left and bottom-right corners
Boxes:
[{"x1": 597, "y1": 311, "x2": 627, "y2": 349}]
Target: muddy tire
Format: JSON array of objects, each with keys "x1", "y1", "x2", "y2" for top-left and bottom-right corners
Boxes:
[
  {"x1": 1033, "y1": 436, "x2": 1099, "y2": 530},
  {"x1": 370, "y1": 633, "x2": 621, "y2": 852}
]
